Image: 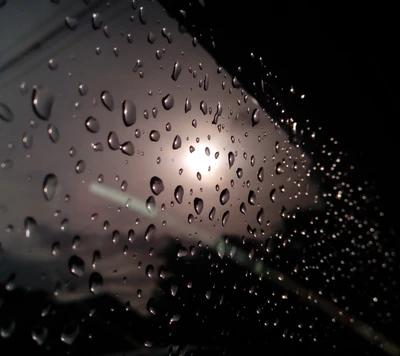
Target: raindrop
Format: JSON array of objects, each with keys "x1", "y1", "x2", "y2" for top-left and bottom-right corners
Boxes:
[
  {"x1": 108, "y1": 131, "x2": 120, "y2": 150},
  {"x1": 174, "y1": 185, "x2": 184, "y2": 203},
  {"x1": 161, "y1": 28, "x2": 173, "y2": 43},
  {"x1": 172, "y1": 61, "x2": 182, "y2": 81},
  {"x1": 65, "y1": 16, "x2": 78, "y2": 30},
  {"x1": 270, "y1": 188, "x2": 276, "y2": 203},
  {"x1": 101, "y1": 91, "x2": 114, "y2": 111},
  {"x1": 222, "y1": 211, "x2": 230, "y2": 227},
  {"x1": 257, "y1": 208, "x2": 264, "y2": 225},
  {"x1": 78, "y1": 83, "x2": 88, "y2": 96},
  {"x1": 139, "y1": 6, "x2": 147, "y2": 24},
  {"x1": 32, "y1": 325, "x2": 48, "y2": 345},
  {"x1": 92, "y1": 13, "x2": 102, "y2": 30},
  {"x1": 220, "y1": 188, "x2": 230, "y2": 205},
  {"x1": 32, "y1": 86, "x2": 53, "y2": 120},
  {"x1": 92, "y1": 250, "x2": 101, "y2": 268},
  {"x1": 194, "y1": 197, "x2": 204, "y2": 215},
  {"x1": 257, "y1": 167, "x2": 264, "y2": 182},
  {"x1": 240, "y1": 202, "x2": 246, "y2": 214},
  {"x1": 204, "y1": 73, "x2": 209, "y2": 91},
  {"x1": 276, "y1": 162, "x2": 283, "y2": 175},
  {"x1": 196, "y1": 172, "x2": 202, "y2": 181},
  {"x1": 1, "y1": 159, "x2": 12, "y2": 169},
  {"x1": 52, "y1": 242, "x2": 60, "y2": 256},
  {"x1": 112, "y1": 230, "x2": 120, "y2": 244},
  {"x1": 185, "y1": 97, "x2": 192, "y2": 113},
  {"x1": 145, "y1": 264, "x2": 154, "y2": 278},
  {"x1": 228, "y1": 151, "x2": 235, "y2": 169},
  {"x1": 121, "y1": 141, "x2": 134, "y2": 156},
  {"x1": 150, "y1": 176, "x2": 164, "y2": 195},
  {"x1": 0, "y1": 320, "x2": 16, "y2": 338},
  {"x1": 248, "y1": 190, "x2": 256, "y2": 205},
  {"x1": 144, "y1": 224, "x2": 156, "y2": 242},
  {"x1": 47, "y1": 124, "x2": 60, "y2": 143},
  {"x1": 149, "y1": 130, "x2": 160, "y2": 142},
  {"x1": 162, "y1": 94, "x2": 174, "y2": 110},
  {"x1": 69, "y1": 255, "x2": 85, "y2": 277},
  {"x1": 48, "y1": 58, "x2": 59, "y2": 70},
  {"x1": 75, "y1": 160, "x2": 85, "y2": 174},
  {"x1": 250, "y1": 155, "x2": 255, "y2": 167},
  {"x1": 0, "y1": 103, "x2": 13, "y2": 122},
  {"x1": 188, "y1": 214, "x2": 194, "y2": 224},
  {"x1": 121, "y1": 180, "x2": 128, "y2": 192},
  {"x1": 61, "y1": 322, "x2": 79, "y2": 345},
  {"x1": 252, "y1": 108, "x2": 260, "y2": 126},
  {"x1": 92, "y1": 142, "x2": 103, "y2": 152},
  {"x1": 85, "y1": 117, "x2": 100, "y2": 133},
  {"x1": 209, "y1": 207, "x2": 216, "y2": 220},
  {"x1": 146, "y1": 196, "x2": 156, "y2": 214},
  {"x1": 43, "y1": 174, "x2": 58, "y2": 201},
  {"x1": 236, "y1": 168, "x2": 243, "y2": 178},
  {"x1": 148, "y1": 32, "x2": 156, "y2": 43},
  {"x1": 22, "y1": 132, "x2": 33, "y2": 149},
  {"x1": 166, "y1": 122, "x2": 171, "y2": 131},
  {"x1": 172, "y1": 135, "x2": 182, "y2": 149},
  {"x1": 200, "y1": 101, "x2": 207, "y2": 115},
  {"x1": 89, "y1": 272, "x2": 104, "y2": 294},
  {"x1": 24, "y1": 217, "x2": 37, "y2": 238}
]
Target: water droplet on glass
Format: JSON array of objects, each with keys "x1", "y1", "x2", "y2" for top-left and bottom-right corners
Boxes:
[
  {"x1": 150, "y1": 176, "x2": 164, "y2": 195},
  {"x1": 220, "y1": 188, "x2": 230, "y2": 205},
  {"x1": 248, "y1": 190, "x2": 256, "y2": 205},
  {"x1": 43, "y1": 174, "x2": 58, "y2": 201},
  {"x1": 240, "y1": 202, "x2": 246, "y2": 214},
  {"x1": 32, "y1": 325, "x2": 48, "y2": 345},
  {"x1": 48, "y1": 58, "x2": 59, "y2": 70},
  {"x1": 185, "y1": 97, "x2": 192, "y2": 113},
  {"x1": 209, "y1": 207, "x2": 216, "y2": 220},
  {"x1": 257, "y1": 208, "x2": 264, "y2": 225},
  {"x1": 139, "y1": 6, "x2": 147, "y2": 24},
  {"x1": 171, "y1": 61, "x2": 182, "y2": 81},
  {"x1": 162, "y1": 94, "x2": 174, "y2": 110},
  {"x1": 148, "y1": 32, "x2": 156, "y2": 43},
  {"x1": 276, "y1": 162, "x2": 283, "y2": 175},
  {"x1": 144, "y1": 224, "x2": 156, "y2": 242},
  {"x1": 92, "y1": 142, "x2": 103, "y2": 152},
  {"x1": 24, "y1": 216, "x2": 37, "y2": 238},
  {"x1": 161, "y1": 28, "x2": 173, "y2": 43},
  {"x1": 149, "y1": 130, "x2": 160, "y2": 142},
  {"x1": 174, "y1": 185, "x2": 184, "y2": 203},
  {"x1": 257, "y1": 167, "x2": 264, "y2": 182},
  {"x1": 0, "y1": 159, "x2": 12, "y2": 169},
  {"x1": 72, "y1": 235, "x2": 81, "y2": 249},
  {"x1": 172, "y1": 135, "x2": 182, "y2": 150},
  {"x1": 252, "y1": 108, "x2": 260, "y2": 126},
  {"x1": 47, "y1": 124, "x2": 59, "y2": 143},
  {"x1": 69, "y1": 255, "x2": 85, "y2": 277},
  {"x1": 75, "y1": 160, "x2": 85, "y2": 174},
  {"x1": 188, "y1": 214, "x2": 194, "y2": 224},
  {"x1": 145, "y1": 264, "x2": 154, "y2": 278},
  {"x1": 200, "y1": 101, "x2": 207, "y2": 115},
  {"x1": 32, "y1": 86, "x2": 53, "y2": 120},
  {"x1": 85, "y1": 117, "x2": 100, "y2": 133},
  {"x1": 89, "y1": 272, "x2": 104, "y2": 294},
  {"x1": 194, "y1": 197, "x2": 204, "y2": 215},
  {"x1": 204, "y1": 73, "x2": 209, "y2": 91},
  {"x1": 146, "y1": 196, "x2": 156, "y2": 214},
  {"x1": 0, "y1": 320, "x2": 16, "y2": 338},
  {"x1": 222, "y1": 210, "x2": 230, "y2": 227},
  {"x1": 228, "y1": 151, "x2": 235, "y2": 169},
  {"x1": 65, "y1": 16, "x2": 78, "y2": 30},
  {"x1": 78, "y1": 83, "x2": 88, "y2": 96},
  {"x1": 236, "y1": 168, "x2": 243, "y2": 179},
  {"x1": 108, "y1": 131, "x2": 120, "y2": 150},
  {"x1": 101, "y1": 91, "x2": 114, "y2": 111},
  {"x1": 92, "y1": 13, "x2": 102, "y2": 30},
  {"x1": 60, "y1": 322, "x2": 79, "y2": 345},
  {"x1": 121, "y1": 141, "x2": 134, "y2": 156},
  {"x1": 196, "y1": 172, "x2": 202, "y2": 181},
  {"x1": 0, "y1": 103, "x2": 13, "y2": 122},
  {"x1": 22, "y1": 132, "x2": 33, "y2": 149},
  {"x1": 52, "y1": 241, "x2": 60, "y2": 256},
  {"x1": 92, "y1": 250, "x2": 101, "y2": 268}
]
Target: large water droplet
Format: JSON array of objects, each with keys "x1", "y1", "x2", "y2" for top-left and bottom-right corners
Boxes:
[
  {"x1": 228, "y1": 151, "x2": 235, "y2": 169},
  {"x1": 108, "y1": 131, "x2": 120, "y2": 150},
  {"x1": 162, "y1": 94, "x2": 174, "y2": 110},
  {"x1": 248, "y1": 190, "x2": 256, "y2": 205},
  {"x1": 174, "y1": 185, "x2": 184, "y2": 203},
  {"x1": 150, "y1": 176, "x2": 164, "y2": 195},
  {"x1": 185, "y1": 97, "x2": 191, "y2": 113},
  {"x1": 146, "y1": 196, "x2": 156, "y2": 214},
  {"x1": 220, "y1": 188, "x2": 230, "y2": 205},
  {"x1": 139, "y1": 6, "x2": 147, "y2": 24},
  {"x1": 24, "y1": 216, "x2": 37, "y2": 238},
  {"x1": 0, "y1": 103, "x2": 13, "y2": 122},
  {"x1": 43, "y1": 174, "x2": 58, "y2": 201},
  {"x1": 123, "y1": 100, "x2": 136, "y2": 126},
  {"x1": 200, "y1": 101, "x2": 207, "y2": 115},
  {"x1": 85, "y1": 117, "x2": 100, "y2": 133},
  {"x1": 172, "y1": 135, "x2": 182, "y2": 149},
  {"x1": 22, "y1": 132, "x2": 33, "y2": 149},
  {"x1": 144, "y1": 224, "x2": 156, "y2": 242},
  {"x1": 194, "y1": 197, "x2": 204, "y2": 215},
  {"x1": 92, "y1": 13, "x2": 102, "y2": 30},
  {"x1": 252, "y1": 108, "x2": 260, "y2": 126},
  {"x1": 89, "y1": 272, "x2": 104, "y2": 294},
  {"x1": 101, "y1": 91, "x2": 114, "y2": 111},
  {"x1": 69, "y1": 255, "x2": 85, "y2": 276},
  {"x1": 257, "y1": 167, "x2": 264, "y2": 182},
  {"x1": 171, "y1": 61, "x2": 182, "y2": 81},
  {"x1": 120, "y1": 141, "x2": 134, "y2": 156},
  {"x1": 222, "y1": 210, "x2": 230, "y2": 227},
  {"x1": 32, "y1": 86, "x2": 53, "y2": 120},
  {"x1": 149, "y1": 130, "x2": 160, "y2": 142}
]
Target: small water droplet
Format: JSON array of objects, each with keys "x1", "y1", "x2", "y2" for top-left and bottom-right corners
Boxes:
[
  {"x1": 32, "y1": 86, "x2": 53, "y2": 120},
  {"x1": 150, "y1": 176, "x2": 164, "y2": 195},
  {"x1": 52, "y1": 241, "x2": 60, "y2": 256},
  {"x1": 0, "y1": 320, "x2": 16, "y2": 338},
  {"x1": 0, "y1": 103, "x2": 13, "y2": 122},
  {"x1": 252, "y1": 108, "x2": 260, "y2": 126},
  {"x1": 145, "y1": 264, "x2": 154, "y2": 278},
  {"x1": 75, "y1": 160, "x2": 85, "y2": 174},
  {"x1": 148, "y1": 32, "x2": 156, "y2": 43},
  {"x1": 43, "y1": 174, "x2": 58, "y2": 201},
  {"x1": 257, "y1": 208, "x2": 264, "y2": 225},
  {"x1": 65, "y1": 16, "x2": 78, "y2": 30},
  {"x1": 146, "y1": 196, "x2": 156, "y2": 214},
  {"x1": 172, "y1": 61, "x2": 182, "y2": 81},
  {"x1": 209, "y1": 207, "x2": 216, "y2": 220},
  {"x1": 92, "y1": 13, "x2": 102, "y2": 30},
  {"x1": 172, "y1": 135, "x2": 182, "y2": 149},
  {"x1": 101, "y1": 91, "x2": 114, "y2": 111},
  {"x1": 161, "y1": 28, "x2": 173, "y2": 43},
  {"x1": 32, "y1": 325, "x2": 48, "y2": 345},
  {"x1": 174, "y1": 185, "x2": 184, "y2": 203},
  {"x1": 228, "y1": 151, "x2": 235, "y2": 169},
  {"x1": 47, "y1": 124, "x2": 59, "y2": 143},
  {"x1": 200, "y1": 101, "x2": 207, "y2": 115},
  {"x1": 92, "y1": 142, "x2": 103, "y2": 152},
  {"x1": 121, "y1": 180, "x2": 128, "y2": 192},
  {"x1": 89, "y1": 272, "x2": 103, "y2": 294},
  {"x1": 220, "y1": 188, "x2": 230, "y2": 205},
  {"x1": 69, "y1": 255, "x2": 85, "y2": 276},
  {"x1": 149, "y1": 130, "x2": 160, "y2": 142},
  {"x1": 194, "y1": 197, "x2": 204, "y2": 215},
  {"x1": 248, "y1": 190, "x2": 256, "y2": 205},
  {"x1": 162, "y1": 94, "x2": 174, "y2": 110},
  {"x1": 144, "y1": 224, "x2": 156, "y2": 242},
  {"x1": 257, "y1": 167, "x2": 264, "y2": 182},
  {"x1": 22, "y1": 132, "x2": 33, "y2": 149},
  {"x1": 120, "y1": 141, "x2": 134, "y2": 156},
  {"x1": 240, "y1": 202, "x2": 246, "y2": 214},
  {"x1": 61, "y1": 322, "x2": 79, "y2": 345},
  {"x1": 24, "y1": 216, "x2": 37, "y2": 238},
  {"x1": 222, "y1": 210, "x2": 230, "y2": 227},
  {"x1": 276, "y1": 162, "x2": 283, "y2": 175},
  {"x1": 92, "y1": 250, "x2": 101, "y2": 268},
  {"x1": 270, "y1": 188, "x2": 276, "y2": 203},
  {"x1": 139, "y1": 6, "x2": 147, "y2": 24},
  {"x1": 85, "y1": 116, "x2": 100, "y2": 133},
  {"x1": 48, "y1": 58, "x2": 59, "y2": 70},
  {"x1": 185, "y1": 97, "x2": 192, "y2": 113},
  {"x1": 78, "y1": 83, "x2": 88, "y2": 96},
  {"x1": 236, "y1": 168, "x2": 243, "y2": 178}
]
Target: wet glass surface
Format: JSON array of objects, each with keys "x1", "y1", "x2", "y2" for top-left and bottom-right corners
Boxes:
[{"x1": 0, "y1": 1, "x2": 399, "y2": 355}]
